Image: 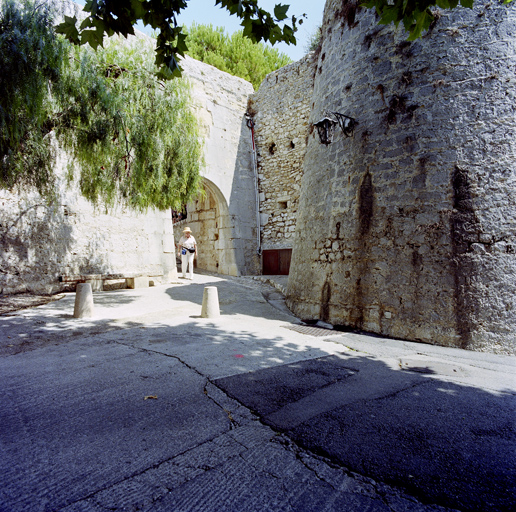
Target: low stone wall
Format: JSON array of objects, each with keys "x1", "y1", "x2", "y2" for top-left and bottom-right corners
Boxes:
[{"x1": 0, "y1": 152, "x2": 176, "y2": 295}]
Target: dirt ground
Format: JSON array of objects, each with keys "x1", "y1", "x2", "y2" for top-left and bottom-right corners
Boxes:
[{"x1": 0, "y1": 293, "x2": 65, "y2": 316}]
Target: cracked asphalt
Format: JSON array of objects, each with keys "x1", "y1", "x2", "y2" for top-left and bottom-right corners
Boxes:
[{"x1": 0, "y1": 272, "x2": 515, "y2": 511}]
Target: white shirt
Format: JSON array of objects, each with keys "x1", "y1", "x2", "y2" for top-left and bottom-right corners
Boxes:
[{"x1": 178, "y1": 235, "x2": 196, "y2": 251}]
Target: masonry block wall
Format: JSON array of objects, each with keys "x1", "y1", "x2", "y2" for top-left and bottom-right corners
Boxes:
[
  {"x1": 0, "y1": 152, "x2": 176, "y2": 295},
  {"x1": 249, "y1": 54, "x2": 317, "y2": 253},
  {"x1": 0, "y1": 48, "x2": 256, "y2": 293},
  {"x1": 286, "y1": 1, "x2": 516, "y2": 354},
  {"x1": 178, "y1": 57, "x2": 259, "y2": 276}
]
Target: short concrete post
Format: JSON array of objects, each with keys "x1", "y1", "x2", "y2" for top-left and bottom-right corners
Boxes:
[
  {"x1": 74, "y1": 283, "x2": 94, "y2": 318},
  {"x1": 201, "y1": 286, "x2": 220, "y2": 318}
]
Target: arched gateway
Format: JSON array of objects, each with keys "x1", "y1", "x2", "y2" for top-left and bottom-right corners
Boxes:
[
  {"x1": 174, "y1": 57, "x2": 261, "y2": 277},
  {"x1": 177, "y1": 177, "x2": 260, "y2": 277},
  {"x1": 185, "y1": 179, "x2": 236, "y2": 276}
]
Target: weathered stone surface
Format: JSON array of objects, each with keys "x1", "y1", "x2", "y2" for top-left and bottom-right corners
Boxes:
[
  {"x1": 249, "y1": 54, "x2": 317, "y2": 252},
  {"x1": 126, "y1": 277, "x2": 149, "y2": 289},
  {"x1": 200, "y1": 286, "x2": 220, "y2": 318},
  {"x1": 0, "y1": 43, "x2": 257, "y2": 293},
  {"x1": 3, "y1": 1, "x2": 515, "y2": 355},
  {"x1": 73, "y1": 283, "x2": 94, "y2": 318},
  {"x1": 0, "y1": 154, "x2": 176, "y2": 295},
  {"x1": 285, "y1": 2, "x2": 516, "y2": 354},
  {"x1": 175, "y1": 57, "x2": 259, "y2": 276}
]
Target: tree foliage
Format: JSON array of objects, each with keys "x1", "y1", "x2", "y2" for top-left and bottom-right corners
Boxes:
[
  {"x1": 304, "y1": 25, "x2": 322, "y2": 54},
  {"x1": 0, "y1": 0, "x2": 68, "y2": 197},
  {"x1": 1, "y1": 0, "x2": 203, "y2": 211},
  {"x1": 57, "y1": 0, "x2": 304, "y2": 78},
  {"x1": 184, "y1": 23, "x2": 292, "y2": 89},
  {"x1": 57, "y1": 0, "x2": 515, "y2": 75},
  {"x1": 363, "y1": 0, "x2": 513, "y2": 40}
]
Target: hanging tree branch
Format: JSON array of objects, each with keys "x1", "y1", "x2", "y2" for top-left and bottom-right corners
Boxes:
[{"x1": 56, "y1": 0, "x2": 306, "y2": 79}]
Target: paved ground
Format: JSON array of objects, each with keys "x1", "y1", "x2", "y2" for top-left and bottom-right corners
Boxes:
[{"x1": 0, "y1": 272, "x2": 515, "y2": 511}]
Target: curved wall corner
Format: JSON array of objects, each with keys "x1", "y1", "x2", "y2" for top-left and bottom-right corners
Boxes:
[{"x1": 287, "y1": 2, "x2": 516, "y2": 354}]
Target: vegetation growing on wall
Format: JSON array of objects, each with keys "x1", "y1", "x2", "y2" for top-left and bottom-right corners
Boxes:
[
  {"x1": 0, "y1": 0, "x2": 202, "y2": 211},
  {"x1": 362, "y1": 0, "x2": 511, "y2": 40},
  {"x1": 184, "y1": 23, "x2": 292, "y2": 89},
  {"x1": 305, "y1": 25, "x2": 322, "y2": 54}
]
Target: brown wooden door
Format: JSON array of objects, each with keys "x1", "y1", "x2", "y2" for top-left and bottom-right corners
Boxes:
[{"x1": 263, "y1": 249, "x2": 292, "y2": 275}]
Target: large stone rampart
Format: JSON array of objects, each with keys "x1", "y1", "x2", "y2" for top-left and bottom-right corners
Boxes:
[
  {"x1": 3, "y1": 0, "x2": 515, "y2": 355},
  {"x1": 286, "y1": 1, "x2": 516, "y2": 354},
  {"x1": 0, "y1": 39, "x2": 256, "y2": 291}
]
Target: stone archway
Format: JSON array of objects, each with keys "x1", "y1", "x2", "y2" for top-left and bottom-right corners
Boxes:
[{"x1": 187, "y1": 179, "x2": 239, "y2": 276}]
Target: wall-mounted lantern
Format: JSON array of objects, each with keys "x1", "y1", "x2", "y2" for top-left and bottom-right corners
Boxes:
[
  {"x1": 332, "y1": 112, "x2": 356, "y2": 138},
  {"x1": 314, "y1": 117, "x2": 337, "y2": 145},
  {"x1": 314, "y1": 112, "x2": 357, "y2": 145}
]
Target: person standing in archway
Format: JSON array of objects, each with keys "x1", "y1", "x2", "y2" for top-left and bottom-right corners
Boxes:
[{"x1": 177, "y1": 227, "x2": 197, "y2": 279}]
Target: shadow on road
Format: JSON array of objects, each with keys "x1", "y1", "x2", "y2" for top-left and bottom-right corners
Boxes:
[
  {"x1": 1, "y1": 283, "x2": 515, "y2": 512},
  {"x1": 215, "y1": 352, "x2": 516, "y2": 512}
]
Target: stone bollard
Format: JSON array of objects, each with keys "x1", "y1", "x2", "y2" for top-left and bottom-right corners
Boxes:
[
  {"x1": 201, "y1": 286, "x2": 220, "y2": 318},
  {"x1": 74, "y1": 283, "x2": 94, "y2": 318}
]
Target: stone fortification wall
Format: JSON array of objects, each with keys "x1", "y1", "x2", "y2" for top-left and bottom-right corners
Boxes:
[
  {"x1": 1, "y1": 41, "x2": 257, "y2": 292},
  {"x1": 0, "y1": 151, "x2": 176, "y2": 295},
  {"x1": 249, "y1": 54, "x2": 317, "y2": 251},
  {"x1": 287, "y1": 1, "x2": 516, "y2": 354},
  {"x1": 177, "y1": 57, "x2": 259, "y2": 276}
]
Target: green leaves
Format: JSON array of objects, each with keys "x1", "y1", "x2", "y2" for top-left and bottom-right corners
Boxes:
[
  {"x1": 57, "y1": 1, "x2": 304, "y2": 79},
  {"x1": 406, "y1": 9, "x2": 435, "y2": 40},
  {"x1": 184, "y1": 23, "x2": 292, "y2": 89},
  {"x1": 79, "y1": 18, "x2": 108, "y2": 50},
  {"x1": 1, "y1": 0, "x2": 68, "y2": 199},
  {"x1": 378, "y1": 5, "x2": 402, "y2": 26},
  {"x1": 60, "y1": 40, "x2": 203, "y2": 211},
  {"x1": 360, "y1": 0, "x2": 482, "y2": 40},
  {"x1": 56, "y1": 16, "x2": 80, "y2": 44},
  {"x1": 2, "y1": 0, "x2": 202, "y2": 210},
  {"x1": 53, "y1": 0, "x2": 516, "y2": 71},
  {"x1": 274, "y1": 4, "x2": 289, "y2": 21}
]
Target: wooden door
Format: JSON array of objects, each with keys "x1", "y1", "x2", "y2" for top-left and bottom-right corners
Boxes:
[{"x1": 263, "y1": 249, "x2": 292, "y2": 275}]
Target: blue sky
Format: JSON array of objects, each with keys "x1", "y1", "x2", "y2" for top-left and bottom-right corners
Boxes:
[
  {"x1": 74, "y1": 1, "x2": 325, "y2": 62},
  {"x1": 177, "y1": 1, "x2": 324, "y2": 61}
]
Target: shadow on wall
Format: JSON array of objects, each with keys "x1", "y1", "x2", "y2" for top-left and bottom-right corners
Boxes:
[
  {"x1": 184, "y1": 115, "x2": 260, "y2": 277},
  {"x1": 227, "y1": 115, "x2": 261, "y2": 276},
  {"x1": 0, "y1": 202, "x2": 113, "y2": 295}
]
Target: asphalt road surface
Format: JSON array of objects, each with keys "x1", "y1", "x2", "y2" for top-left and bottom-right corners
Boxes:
[{"x1": 1, "y1": 274, "x2": 514, "y2": 511}]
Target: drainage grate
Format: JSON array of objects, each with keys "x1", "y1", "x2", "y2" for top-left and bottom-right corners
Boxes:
[{"x1": 283, "y1": 324, "x2": 343, "y2": 337}]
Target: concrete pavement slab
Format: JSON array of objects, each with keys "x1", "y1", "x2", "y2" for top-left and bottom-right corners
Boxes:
[
  {"x1": 215, "y1": 334, "x2": 516, "y2": 512},
  {"x1": 1, "y1": 272, "x2": 513, "y2": 511},
  {"x1": 0, "y1": 338, "x2": 230, "y2": 511}
]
